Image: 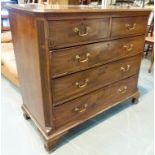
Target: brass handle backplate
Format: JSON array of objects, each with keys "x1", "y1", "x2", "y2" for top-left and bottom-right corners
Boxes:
[
  {"x1": 120, "y1": 65, "x2": 131, "y2": 72},
  {"x1": 123, "y1": 44, "x2": 133, "y2": 51},
  {"x1": 74, "y1": 104, "x2": 88, "y2": 113},
  {"x1": 75, "y1": 78, "x2": 89, "y2": 88},
  {"x1": 125, "y1": 23, "x2": 136, "y2": 31},
  {"x1": 74, "y1": 26, "x2": 89, "y2": 37},
  {"x1": 118, "y1": 86, "x2": 128, "y2": 94},
  {"x1": 75, "y1": 53, "x2": 90, "y2": 63}
]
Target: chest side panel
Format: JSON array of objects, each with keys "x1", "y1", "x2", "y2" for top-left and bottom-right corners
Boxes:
[{"x1": 9, "y1": 11, "x2": 53, "y2": 134}]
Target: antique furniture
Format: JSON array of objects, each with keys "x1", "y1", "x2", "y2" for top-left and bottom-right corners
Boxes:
[
  {"x1": 144, "y1": 12, "x2": 154, "y2": 72},
  {"x1": 1, "y1": 0, "x2": 19, "y2": 86},
  {"x1": 7, "y1": 4, "x2": 151, "y2": 152},
  {"x1": 1, "y1": 41, "x2": 20, "y2": 87},
  {"x1": 145, "y1": 36, "x2": 154, "y2": 73},
  {"x1": 1, "y1": 27, "x2": 19, "y2": 87}
]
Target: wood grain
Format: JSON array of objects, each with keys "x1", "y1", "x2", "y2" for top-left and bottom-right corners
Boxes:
[
  {"x1": 6, "y1": 4, "x2": 151, "y2": 14},
  {"x1": 9, "y1": 12, "x2": 53, "y2": 135},
  {"x1": 111, "y1": 16, "x2": 148, "y2": 38},
  {"x1": 52, "y1": 36, "x2": 144, "y2": 77},
  {"x1": 48, "y1": 18, "x2": 110, "y2": 48},
  {"x1": 53, "y1": 55, "x2": 141, "y2": 105},
  {"x1": 53, "y1": 75, "x2": 138, "y2": 129},
  {"x1": 6, "y1": 5, "x2": 150, "y2": 152}
]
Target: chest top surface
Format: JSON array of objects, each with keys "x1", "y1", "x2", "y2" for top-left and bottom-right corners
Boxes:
[{"x1": 6, "y1": 4, "x2": 151, "y2": 14}]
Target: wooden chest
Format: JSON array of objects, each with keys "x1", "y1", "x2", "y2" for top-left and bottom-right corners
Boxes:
[{"x1": 7, "y1": 4, "x2": 151, "y2": 152}]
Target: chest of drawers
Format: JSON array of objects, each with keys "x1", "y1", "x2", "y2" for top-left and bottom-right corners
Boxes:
[{"x1": 7, "y1": 4, "x2": 151, "y2": 152}]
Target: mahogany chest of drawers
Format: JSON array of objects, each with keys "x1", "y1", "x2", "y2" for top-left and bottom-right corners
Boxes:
[{"x1": 7, "y1": 4, "x2": 151, "y2": 152}]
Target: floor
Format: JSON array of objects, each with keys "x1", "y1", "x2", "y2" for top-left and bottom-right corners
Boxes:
[{"x1": 1, "y1": 58, "x2": 154, "y2": 155}]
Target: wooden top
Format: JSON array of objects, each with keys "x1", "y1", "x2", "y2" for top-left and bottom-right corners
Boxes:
[
  {"x1": 6, "y1": 4, "x2": 152, "y2": 14},
  {"x1": 146, "y1": 36, "x2": 154, "y2": 43}
]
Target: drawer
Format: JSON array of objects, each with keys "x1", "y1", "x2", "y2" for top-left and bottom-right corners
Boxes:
[
  {"x1": 52, "y1": 55, "x2": 141, "y2": 105},
  {"x1": 48, "y1": 18, "x2": 110, "y2": 49},
  {"x1": 53, "y1": 75, "x2": 138, "y2": 129},
  {"x1": 52, "y1": 36, "x2": 144, "y2": 78},
  {"x1": 111, "y1": 16, "x2": 148, "y2": 38}
]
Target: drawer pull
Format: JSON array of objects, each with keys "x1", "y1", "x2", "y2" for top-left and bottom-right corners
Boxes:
[
  {"x1": 75, "y1": 53, "x2": 90, "y2": 63},
  {"x1": 75, "y1": 78, "x2": 89, "y2": 88},
  {"x1": 74, "y1": 26, "x2": 89, "y2": 37},
  {"x1": 74, "y1": 104, "x2": 88, "y2": 113},
  {"x1": 120, "y1": 65, "x2": 131, "y2": 72},
  {"x1": 125, "y1": 23, "x2": 136, "y2": 31},
  {"x1": 123, "y1": 44, "x2": 133, "y2": 51},
  {"x1": 118, "y1": 86, "x2": 128, "y2": 93}
]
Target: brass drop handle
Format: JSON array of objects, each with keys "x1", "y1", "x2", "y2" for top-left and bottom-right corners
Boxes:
[
  {"x1": 74, "y1": 104, "x2": 88, "y2": 113},
  {"x1": 123, "y1": 44, "x2": 133, "y2": 51},
  {"x1": 75, "y1": 53, "x2": 90, "y2": 63},
  {"x1": 125, "y1": 23, "x2": 136, "y2": 31},
  {"x1": 74, "y1": 26, "x2": 89, "y2": 37},
  {"x1": 120, "y1": 65, "x2": 131, "y2": 72},
  {"x1": 75, "y1": 78, "x2": 89, "y2": 88},
  {"x1": 118, "y1": 86, "x2": 128, "y2": 93}
]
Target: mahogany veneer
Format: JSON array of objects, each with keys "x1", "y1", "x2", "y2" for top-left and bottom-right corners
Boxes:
[{"x1": 6, "y1": 4, "x2": 151, "y2": 152}]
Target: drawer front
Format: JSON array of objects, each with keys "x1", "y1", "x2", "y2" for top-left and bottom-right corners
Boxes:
[
  {"x1": 52, "y1": 36, "x2": 144, "y2": 78},
  {"x1": 53, "y1": 75, "x2": 138, "y2": 129},
  {"x1": 111, "y1": 16, "x2": 148, "y2": 38},
  {"x1": 53, "y1": 55, "x2": 141, "y2": 105},
  {"x1": 48, "y1": 18, "x2": 110, "y2": 48}
]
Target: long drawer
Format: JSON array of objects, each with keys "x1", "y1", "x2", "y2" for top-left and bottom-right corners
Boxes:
[
  {"x1": 52, "y1": 36, "x2": 144, "y2": 78},
  {"x1": 53, "y1": 75, "x2": 138, "y2": 129},
  {"x1": 48, "y1": 18, "x2": 110, "y2": 48},
  {"x1": 111, "y1": 16, "x2": 148, "y2": 38},
  {"x1": 52, "y1": 55, "x2": 141, "y2": 105}
]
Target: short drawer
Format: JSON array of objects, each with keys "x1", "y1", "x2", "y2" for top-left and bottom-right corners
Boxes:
[
  {"x1": 53, "y1": 75, "x2": 138, "y2": 129},
  {"x1": 52, "y1": 36, "x2": 144, "y2": 78},
  {"x1": 48, "y1": 18, "x2": 110, "y2": 48},
  {"x1": 52, "y1": 55, "x2": 141, "y2": 105},
  {"x1": 111, "y1": 16, "x2": 148, "y2": 38}
]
